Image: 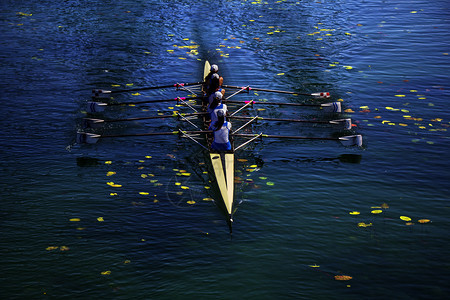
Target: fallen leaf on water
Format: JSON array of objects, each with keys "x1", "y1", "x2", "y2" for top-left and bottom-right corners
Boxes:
[
  {"x1": 46, "y1": 246, "x2": 59, "y2": 251},
  {"x1": 335, "y1": 275, "x2": 352, "y2": 281},
  {"x1": 371, "y1": 210, "x2": 383, "y2": 214},
  {"x1": 97, "y1": 217, "x2": 104, "y2": 222},
  {"x1": 69, "y1": 218, "x2": 80, "y2": 222},
  {"x1": 349, "y1": 211, "x2": 360, "y2": 215},
  {"x1": 400, "y1": 216, "x2": 411, "y2": 221},
  {"x1": 101, "y1": 271, "x2": 111, "y2": 275},
  {"x1": 418, "y1": 219, "x2": 430, "y2": 224},
  {"x1": 187, "y1": 200, "x2": 195, "y2": 204}
]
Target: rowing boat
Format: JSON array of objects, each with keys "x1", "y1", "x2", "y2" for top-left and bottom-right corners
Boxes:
[
  {"x1": 202, "y1": 61, "x2": 235, "y2": 233},
  {"x1": 79, "y1": 61, "x2": 363, "y2": 233}
]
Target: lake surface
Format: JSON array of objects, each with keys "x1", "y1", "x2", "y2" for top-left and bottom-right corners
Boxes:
[{"x1": 1, "y1": 0, "x2": 449, "y2": 299}]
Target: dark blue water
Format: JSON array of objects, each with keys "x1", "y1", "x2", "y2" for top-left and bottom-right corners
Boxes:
[{"x1": 1, "y1": 0, "x2": 449, "y2": 299}]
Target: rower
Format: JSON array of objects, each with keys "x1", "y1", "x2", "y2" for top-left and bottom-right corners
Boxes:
[
  {"x1": 209, "y1": 110, "x2": 232, "y2": 151},
  {"x1": 203, "y1": 64, "x2": 225, "y2": 100},
  {"x1": 203, "y1": 64, "x2": 219, "y2": 92},
  {"x1": 208, "y1": 91, "x2": 228, "y2": 125}
]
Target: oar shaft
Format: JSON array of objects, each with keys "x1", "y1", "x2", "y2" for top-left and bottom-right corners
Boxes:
[
  {"x1": 222, "y1": 85, "x2": 330, "y2": 98},
  {"x1": 225, "y1": 100, "x2": 320, "y2": 107},
  {"x1": 101, "y1": 130, "x2": 211, "y2": 139},
  {"x1": 229, "y1": 116, "x2": 329, "y2": 124},
  {"x1": 223, "y1": 85, "x2": 298, "y2": 95},
  {"x1": 108, "y1": 96, "x2": 200, "y2": 106},
  {"x1": 94, "y1": 81, "x2": 204, "y2": 94},
  {"x1": 233, "y1": 133, "x2": 337, "y2": 141}
]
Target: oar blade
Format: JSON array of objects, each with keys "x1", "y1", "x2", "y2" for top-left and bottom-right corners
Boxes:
[
  {"x1": 77, "y1": 132, "x2": 101, "y2": 144},
  {"x1": 321, "y1": 102, "x2": 341, "y2": 113},
  {"x1": 311, "y1": 92, "x2": 331, "y2": 99},
  {"x1": 82, "y1": 118, "x2": 105, "y2": 129},
  {"x1": 92, "y1": 89, "x2": 111, "y2": 98},
  {"x1": 330, "y1": 118, "x2": 352, "y2": 130},
  {"x1": 86, "y1": 102, "x2": 107, "y2": 113},
  {"x1": 339, "y1": 135, "x2": 363, "y2": 147}
]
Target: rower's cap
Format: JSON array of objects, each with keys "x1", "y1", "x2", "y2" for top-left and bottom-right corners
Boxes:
[
  {"x1": 214, "y1": 91, "x2": 223, "y2": 100},
  {"x1": 211, "y1": 64, "x2": 219, "y2": 72}
]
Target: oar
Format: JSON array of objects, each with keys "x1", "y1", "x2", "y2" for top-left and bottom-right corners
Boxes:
[
  {"x1": 92, "y1": 81, "x2": 204, "y2": 97},
  {"x1": 86, "y1": 96, "x2": 201, "y2": 113},
  {"x1": 222, "y1": 85, "x2": 330, "y2": 99},
  {"x1": 233, "y1": 133, "x2": 363, "y2": 147},
  {"x1": 82, "y1": 114, "x2": 176, "y2": 128},
  {"x1": 83, "y1": 112, "x2": 210, "y2": 128},
  {"x1": 77, "y1": 130, "x2": 211, "y2": 144},
  {"x1": 229, "y1": 116, "x2": 352, "y2": 130},
  {"x1": 224, "y1": 100, "x2": 341, "y2": 113}
]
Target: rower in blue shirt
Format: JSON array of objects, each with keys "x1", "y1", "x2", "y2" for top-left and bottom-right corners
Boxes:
[
  {"x1": 209, "y1": 110, "x2": 232, "y2": 151},
  {"x1": 208, "y1": 91, "x2": 228, "y2": 125}
]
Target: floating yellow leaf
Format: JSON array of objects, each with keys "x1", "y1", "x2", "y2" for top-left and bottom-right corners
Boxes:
[
  {"x1": 141, "y1": 174, "x2": 148, "y2": 178},
  {"x1": 101, "y1": 271, "x2": 111, "y2": 275},
  {"x1": 139, "y1": 192, "x2": 149, "y2": 195},
  {"x1": 400, "y1": 216, "x2": 411, "y2": 221},
  {"x1": 358, "y1": 222, "x2": 372, "y2": 227},
  {"x1": 70, "y1": 218, "x2": 80, "y2": 222},
  {"x1": 60, "y1": 246, "x2": 70, "y2": 251},
  {"x1": 277, "y1": 73, "x2": 285, "y2": 75},
  {"x1": 46, "y1": 246, "x2": 59, "y2": 251},
  {"x1": 335, "y1": 275, "x2": 352, "y2": 281},
  {"x1": 309, "y1": 264, "x2": 320, "y2": 268},
  {"x1": 105, "y1": 161, "x2": 112, "y2": 164},
  {"x1": 418, "y1": 219, "x2": 430, "y2": 224},
  {"x1": 145, "y1": 155, "x2": 152, "y2": 158},
  {"x1": 343, "y1": 66, "x2": 353, "y2": 70},
  {"x1": 371, "y1": 210, "x2": 383, "y2": 214},
  {"x1": 110, "y1": 192, "x2": 117, "y2": 196},
  {"x1": 345, "y1": 32, "x2": 352, "y2": 36},
  {"x1": 106, "y1": 171, "x2": 116, "y2": 176},
  {"x1": 181, "y1": 186, "x2": 189, "y2": 190},
  {"x1": 107, "y1": 182, "x2": 122, "y2": 187},
  {"x1": 17, "y1": 12, "x2": 33, "y2": 16},
  {"x1": 187, "y1": 200, "x2": 195, "y2": 204},
  {"x1": 175, "y1": 182, "x2": 181, "y2": 186},
  {"x1": 395, "y1": 95, "x2": 405, "y2": 97},
  {"x1": 266, "y1": 182, "x2": 275, "y2": 186},
  {"x1": 349, "y1": 211, "x2": 360, "y2": 215},
  {"x1": 97, "y1": 217, "x2": 104, "y2": 222},
  {"x1": 381, "y1": 203, "x2": 389, "y2": 209},
  {"x1": 203, "y1": 198, "x2": 213, "y2": 201}
]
